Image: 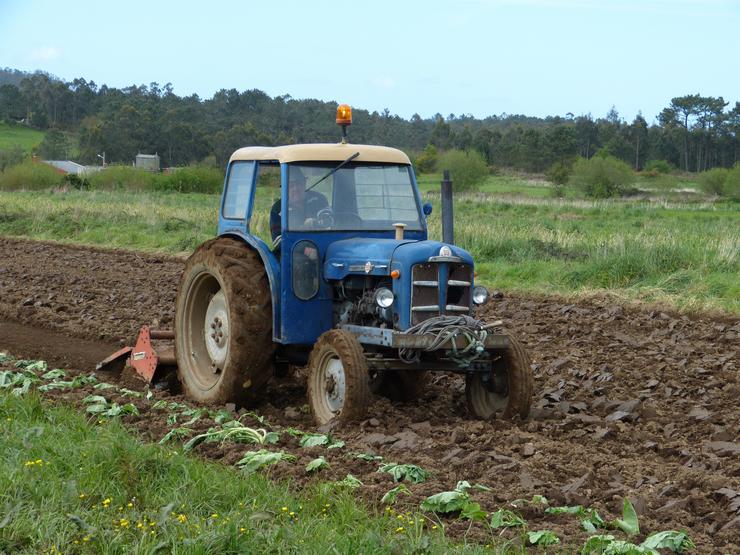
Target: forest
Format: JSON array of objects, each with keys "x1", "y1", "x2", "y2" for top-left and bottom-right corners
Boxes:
[{"x1": 0, "y1": 67, "x2": 738, "y2": 172}]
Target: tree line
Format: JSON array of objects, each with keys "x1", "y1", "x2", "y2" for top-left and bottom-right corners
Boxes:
[{"x1": 0, "y1": 68, "x2": 737, "y2": 172}]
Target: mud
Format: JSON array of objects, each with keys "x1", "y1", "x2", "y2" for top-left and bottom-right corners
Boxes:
[{"x1": 0, "y1": 236, "x2": 738, "y2": 552}]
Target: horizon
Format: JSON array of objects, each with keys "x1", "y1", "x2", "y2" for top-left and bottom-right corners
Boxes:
[{"x1": 1, "y1": 0, "x2": 739, "y2": 124}]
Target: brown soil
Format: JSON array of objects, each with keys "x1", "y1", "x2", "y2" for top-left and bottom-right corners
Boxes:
[{"x1": 0, "y1": 236, "x2": 738, "y2": 552}]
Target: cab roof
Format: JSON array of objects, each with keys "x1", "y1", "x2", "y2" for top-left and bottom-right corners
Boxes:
[{"x1": 229, "y1": 143, "x2": 410, "y2": 165}]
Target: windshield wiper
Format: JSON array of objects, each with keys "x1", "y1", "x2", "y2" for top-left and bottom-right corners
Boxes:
[{"x1": 306, "y1": 151, "x2": 360, "y2": 191}]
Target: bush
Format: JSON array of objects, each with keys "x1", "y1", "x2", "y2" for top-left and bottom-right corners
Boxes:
[
  {"x1": 0, "y1": 160, "x2": 62, "y2": 191},
  {"x1": 414, "y1": 144, "x2": 438, "y2": 174},
  {"x1": 546, "y1": 161, "x2": 572, "y2": 186},
  {"x1": 0, "y1": 144, "x2": 25, "y2": 172},
  {"x1": 156, "y1": 166, "x2": 224, "y2": 194},
  {"x1": 644, "y1": 159, "x2": 673, "y2": 175},
  {"x1": 725, "y1": 164, "x2": 740, "y2": 201},
  {"x1": 86, "y1": 166, "x2": 157, "y2": 191},
  {"x1": 437, "y1": 149, "x2": 488, "y2": 192},
  {"x1": 699, "y1": 167, "x2": 729, "y2": 196},
  {"x1": 569, "y1": 155, "x2": 633, "y2": 198}
]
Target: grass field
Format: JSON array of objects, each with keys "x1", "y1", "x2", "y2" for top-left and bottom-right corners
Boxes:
[
  {"x1": 1, "y1": 389, "x2": 489, "y2": 554},
  {"x1": 0, "y1": 123, "x2": 45, "y2": 152},
  {"x1": 0, "y1": 183, "x2": 736, "y2": 313}
]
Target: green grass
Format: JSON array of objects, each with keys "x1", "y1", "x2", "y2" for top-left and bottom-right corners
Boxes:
[
  {"x1": 0, "y1": 390, "x2": 494, "y2": 554},
  {"x1": 0, "y1": 123, "x2": 45, "y2": 152},
  {"x1": 0, "y1": 184, "x2": 737, "y2": 313}
]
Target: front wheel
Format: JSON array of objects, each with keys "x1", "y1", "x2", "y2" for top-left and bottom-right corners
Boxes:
[
  {"x1": 307, "y1": 330, "x2": 371, "y2": 425},
  {"x1": 466, "y1": 335, "x2": 533, "y2": 420}
]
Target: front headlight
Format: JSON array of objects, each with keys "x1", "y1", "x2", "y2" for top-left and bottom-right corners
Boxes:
[
  {"x1": 375, "y1": 287, "x2": 394, "y2": 308},
  {"x1": 472, "y1": 286, "x2": 489, "y2": 305}
]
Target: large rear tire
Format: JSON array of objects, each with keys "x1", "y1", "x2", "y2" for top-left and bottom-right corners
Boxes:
[
  {"x1": 307, "y1": 329, "x2": 371, "y2": 425},
  {"x1": 175, "y1": 237, "x2": 274, "y2": 405},
  {"x1": 466, "y1": 335, "x2": 532, "y2": 420}
]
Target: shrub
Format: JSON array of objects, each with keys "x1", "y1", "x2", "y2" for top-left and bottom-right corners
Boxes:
[
  {"x1": 437, "y1": 149, "x2": 488, "y2": 192},
  {"x1": 0, "y1": 160, "x2": 62, "y2": 191},
  {"x1": 569, "y1": 155, "x2": 633, "y2": 198},
  {"x1": 155, "y1": 166, "x2": 224, "y2": 194},
  {"x1": 415, "y1": 144, "x2": 438, "y2": 174},
  {"x1": 0, "y1": 144, "x2": 25, "y2": 172},
  {"x1": 644, "y1": 159, "x2": 673, "y2": 175},
  {"x1": 86, "y1": 165, "x2": 156, "y2": 191},
  {"x1": 546, "y1": 161, "x2": 572, "y2": 186},
  {"x1": 699, "y1": 167, "x2": 729, "y2": 197},
  {"x1": 724, "y1": 164, "x2": 740, "y2": 201}
]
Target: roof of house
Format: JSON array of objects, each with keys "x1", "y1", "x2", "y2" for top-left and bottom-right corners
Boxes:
[
  {"x1": 44, "y1": 160, "x2": 86, "y2": 174},
  {"x1": 229, "y1": 143, "x2": 410, "y2": 165}
]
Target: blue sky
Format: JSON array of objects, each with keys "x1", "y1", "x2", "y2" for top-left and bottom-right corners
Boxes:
[{"x1": 1, "y1": 0, "x2": 738, "y2": 123}]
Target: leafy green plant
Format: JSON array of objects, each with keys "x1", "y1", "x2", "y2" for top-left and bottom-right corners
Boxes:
[
  {"x1": 698, "y1": 167, "x2": 729, "y2": 196},
  {"x1": 527, "y1": 530, "x2": 560, "y2": 546},
  {"x1": 183, "y1": 421, "x2": 279, "y2": 451},
  {"x1": 459, "y1": 502, "x2": 487, "y2": 522},
  {"x1": 305, "y1": 457, "x2": 329, "y2": 473},
  {"x1": 641, "y1": 531, "x2": 695, "y2": 553},
  {"x1": 355, "y1": 453, "x2": 383, "y2": 462},
  {"x1": 378, "y1": 463, "x2": 429, "y2": 484},
  {"x1": 159, "y1": 427, "x2": 195, "y2": 444},
  {"x1": 38, "y1": 374, "x2": 98, "y2": 392},
  {"x1": 0, "y1": 369, "x2": 40, "y2": 396},
  {"x1": 82, "y1": 395, "x2": 139, "y2": 417},
  {"x1": 299, "y1": 433, "x2": 345, "y2": 449},
  {"x1": 489, "y1": 509, "x2": 525, "y2": 529},
  {"x1": 420, "y1": 481, "x2": 491, "y2": 514},
  {"x1": 611, "y1": 499, "x2": 639, "y2": 536},
  {"x1": 236, "y1": 450, "x2": 296, "y2": 473},
  {"x1": 546, "y1": 504, "x2": 606, "y2": 533},
  {"x1": 333, "y1": 474, "x2": 363, "y2": 489},
  {"x1": 381, "y1": 484, "x2": 410, "y2": 505}
]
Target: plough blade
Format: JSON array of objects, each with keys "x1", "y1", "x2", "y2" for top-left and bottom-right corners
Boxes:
[{"x1": 95, "y1": 326, "x2": 175, "y2": 383}]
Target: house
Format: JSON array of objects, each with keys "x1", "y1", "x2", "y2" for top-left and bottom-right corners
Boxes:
[
  {"x1": 135, "y1": 153, "x2": 160, "y2": 172},
  {"x1": 43, "y1": 160, "x2": 103, "y2": 175}
]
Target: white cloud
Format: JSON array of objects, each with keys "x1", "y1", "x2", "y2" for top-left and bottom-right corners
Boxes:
[{"x1": 28, "y1": 46, "x2": 61, "y2": 61}]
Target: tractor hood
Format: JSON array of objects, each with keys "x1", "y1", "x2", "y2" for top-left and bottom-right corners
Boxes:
[{"x1": 323, "y1": 238, "x2": 473, "y2": 280}]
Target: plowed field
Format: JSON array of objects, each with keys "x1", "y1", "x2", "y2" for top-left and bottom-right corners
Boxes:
[{"x1": 0, "y1": 236, "x2": 738, "y2": 552}]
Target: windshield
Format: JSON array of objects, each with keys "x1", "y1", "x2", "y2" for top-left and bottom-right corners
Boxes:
[{"x1": 287, "y1": 163, "x2": 422, "y2": 232}]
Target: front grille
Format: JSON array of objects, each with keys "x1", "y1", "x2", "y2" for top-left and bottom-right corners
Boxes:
[{"x1": 410, "y1": 262, "x2": 472, "y2": 325}]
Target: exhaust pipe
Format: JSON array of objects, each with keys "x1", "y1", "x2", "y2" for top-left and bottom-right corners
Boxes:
[{"x1": 441, "y1": 169, "x2": 454, "y2": 245}]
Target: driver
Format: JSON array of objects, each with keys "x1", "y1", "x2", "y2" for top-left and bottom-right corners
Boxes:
[{"x1": 270, "y1": 167, "x2": 328, "y2": 243}]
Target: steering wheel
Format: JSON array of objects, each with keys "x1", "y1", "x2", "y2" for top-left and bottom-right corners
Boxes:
[{"x1": 316, "y1": 207, "x2": 334, "y2": 227}]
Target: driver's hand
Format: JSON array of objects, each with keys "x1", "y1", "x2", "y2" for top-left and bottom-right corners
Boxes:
[{"x1": 304, "y1": 217, "x2": 317, "y2": 227}]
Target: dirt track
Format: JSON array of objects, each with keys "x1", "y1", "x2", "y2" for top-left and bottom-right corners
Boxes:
[{"x1": 0, "y1": 236, "x2": 738, "y2": 552}]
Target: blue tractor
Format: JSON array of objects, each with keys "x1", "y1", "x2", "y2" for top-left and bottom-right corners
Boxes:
[{"x1": 174, "y1": 106, "x2": 533, "y2": 425}]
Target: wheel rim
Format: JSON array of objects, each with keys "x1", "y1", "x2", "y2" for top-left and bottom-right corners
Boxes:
[
  {"x1": 468, "y1": 368, "x2": 508, "y2": 418},
  {"x1": 183, "y1": 271, "x2": 224, "y2": 390},
  {"x1": 204, "y1": 290, "x2": 229, "y2": 368},
  {"x1": 317, "y1": 352, "x2": 346, "y2": 417}
]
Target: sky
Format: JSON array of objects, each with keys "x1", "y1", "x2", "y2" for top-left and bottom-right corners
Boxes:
[{"x1": 1, "y1": 0, "x2": 738, "y2": 123}]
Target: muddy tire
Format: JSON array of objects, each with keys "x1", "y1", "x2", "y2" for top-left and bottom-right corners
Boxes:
[
  {"x1": 466, "y1": 335, "x2": 532, "y2": 420},
  {"x1": 175, "y1": 237, "x2": 274, "y2": 405},
  {"x1": 307, "y1": 329, "x2": 371, "y2": 425},
  {"x1": 378, "y1": 369, "x2": 429, "y2": 402}
]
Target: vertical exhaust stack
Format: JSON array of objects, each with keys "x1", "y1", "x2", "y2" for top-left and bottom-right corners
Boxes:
[{"x1": 441, "y1": 169, "x2": 454, "y2": 245}]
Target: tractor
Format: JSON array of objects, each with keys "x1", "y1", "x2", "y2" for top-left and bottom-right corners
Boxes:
[{"x1": 125, "y1": 105, "x2": 533, "y2": 425}]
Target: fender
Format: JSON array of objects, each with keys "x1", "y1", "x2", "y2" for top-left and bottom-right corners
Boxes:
[{"x1": 219, "y1": 231, "x2": 282, "y2": 342}]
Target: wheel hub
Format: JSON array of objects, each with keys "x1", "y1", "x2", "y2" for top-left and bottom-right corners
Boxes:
[
  {"x1": 204, "y1": 290, "x2": 228, "y2": 369},
  {"x1": 323, "y1": 358, "x2": 346, "y2": 413}
]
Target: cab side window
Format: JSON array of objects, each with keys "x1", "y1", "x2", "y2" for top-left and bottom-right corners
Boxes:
[{"x1": 222, "y1": 161, "x2": 255, "y2": 220}]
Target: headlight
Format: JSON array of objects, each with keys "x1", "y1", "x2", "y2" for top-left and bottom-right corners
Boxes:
[
  {"x1": 375, "y1": 287, "x2": 394, "y2": 308},
  {"x1": 472, "y1": 286, "x2": 489, "y2": 305}
]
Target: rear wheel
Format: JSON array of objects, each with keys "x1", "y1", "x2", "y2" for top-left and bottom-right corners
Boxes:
[
  {"x1": 466, "y1": 335, "x2": 532, "y2": 419},
  {"x1": 175, "y1": 237, "x2": 274, "y2": 405},
  {"x1": 307, "y1": 330, "x2": 371, "y2": 425}
]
